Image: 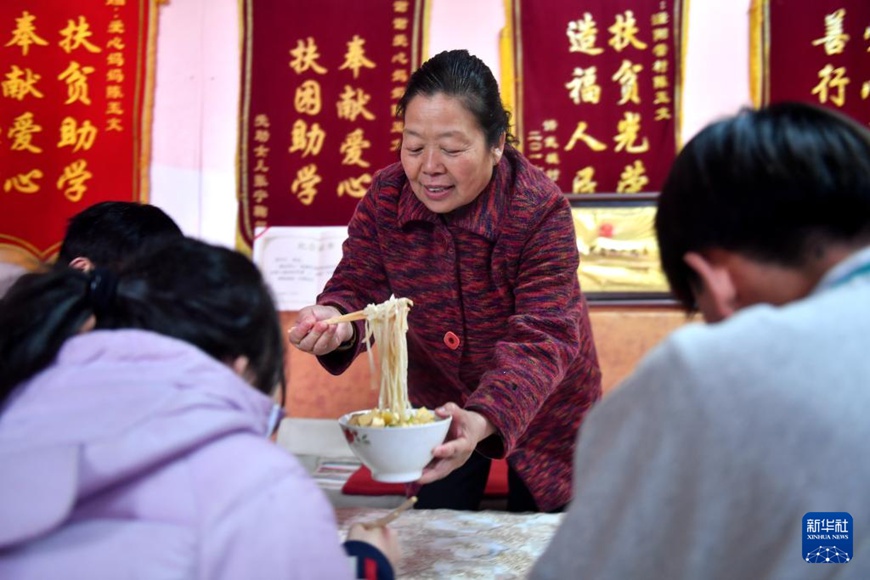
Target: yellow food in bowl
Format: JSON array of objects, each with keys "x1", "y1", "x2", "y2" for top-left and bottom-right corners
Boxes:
[{"x1": 348, "y1": 407, "x2": 436, "y2": 428}]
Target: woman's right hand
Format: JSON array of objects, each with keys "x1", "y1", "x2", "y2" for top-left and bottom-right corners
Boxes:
[
  {"x1": 288, "y1": 304, "x2": 354, "y2": 356},
  {"x1": 347, "y1": 523, "x2": 401, "y2": 569}
]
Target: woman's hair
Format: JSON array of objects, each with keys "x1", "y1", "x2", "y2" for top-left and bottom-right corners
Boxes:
[
  {"x1": 655, "y1": 101, "x2": 870, "y2": 310},
  {"x1": 395, "y1": 49, "x2": 516, "y2": 147},
  {"x1": 0, "y1": 237, "x2": 285, "y2": 406}
]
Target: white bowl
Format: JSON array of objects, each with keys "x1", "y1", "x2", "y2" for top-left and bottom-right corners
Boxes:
[{"x1": 338, "y1": 411, "x2": 452, "y2": 483}]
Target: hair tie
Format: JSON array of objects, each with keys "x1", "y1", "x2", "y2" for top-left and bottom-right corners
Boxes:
[{"x1": 88, "y1": 267, "x2": 118, "y2": 318}]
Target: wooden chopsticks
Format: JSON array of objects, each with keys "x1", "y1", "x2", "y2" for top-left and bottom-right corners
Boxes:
[
  {"x1": 361, "y1": 496, "x2": 417, "y2": 529},
  {"x1": 323, "y1": 309, "x2": 368, "y2": 324}
]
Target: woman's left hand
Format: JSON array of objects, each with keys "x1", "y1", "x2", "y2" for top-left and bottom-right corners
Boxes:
[{"x1": 417, "y1": 403, "x2": 496, "y2": 484}]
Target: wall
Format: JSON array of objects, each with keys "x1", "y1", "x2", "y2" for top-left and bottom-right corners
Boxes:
[
  {"x1": 148, "y1": 0, "x2": 752, "y2": 244},
  {"x1": 149, "y1": 0, "x2": 240, "y2": 246},
  {"x1": 0, "y1": 0, "x2": 751, "y2": 271},
  {"x1": 281, "y1": 306, "x2": 698, "y2": 418},
  {"x1": 0, "y1": 1, "x2": 747, "y2": 412}
]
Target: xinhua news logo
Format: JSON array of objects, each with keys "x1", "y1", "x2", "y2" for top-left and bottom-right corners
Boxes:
[{"x1": 803, "y1": 512, "x2": 853, "y2": 564}]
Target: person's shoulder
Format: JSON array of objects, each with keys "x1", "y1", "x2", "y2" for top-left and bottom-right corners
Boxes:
[
  {"x1": 507, "y1": 148, "x2": 561, "y2": 192},
  {"x1": 359, "y1": 161, "x2": 408, "y2": 217},
  {"x1": 192, "y1": 429, "x2": 330, "y2": 516},
  {"x1": 0, "y1": 262, "x2": 27, "y2": 298},
  {"x1": 589, "y1": 318, "x2": 747, "y2": 425},
  {"x1": 503, "y1": 148, "x2": 567, "y2": 214},
  {"x1": 63, "y1": 328, "x2": 210, "y2": 367},
  {"x1": 608, "y1": 293, "x2": 860, "y2": 411},
  {"x1": 370, "y1": 160, "x2": 407, "y2": 193}
]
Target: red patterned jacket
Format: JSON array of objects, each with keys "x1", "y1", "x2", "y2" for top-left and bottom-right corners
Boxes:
[{"x1": 318, "y1": 145, "x2": 602, "y2": 511}]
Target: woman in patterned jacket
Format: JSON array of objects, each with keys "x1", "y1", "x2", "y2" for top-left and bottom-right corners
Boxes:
[{"x1": 290, "y1": 49, "x2": 602, "y2": 513}]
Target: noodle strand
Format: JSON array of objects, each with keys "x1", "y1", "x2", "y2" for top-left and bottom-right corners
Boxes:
[{"x1": 362, "y1": 295, "x2": 413, "y2": 421}]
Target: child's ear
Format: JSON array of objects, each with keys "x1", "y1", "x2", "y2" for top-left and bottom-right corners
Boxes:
[
  {"x1": 683, "y1": 251, "x2": 738, "y2": 322},
  {"x1": 69, "y1": 257, "x2": 94, "y2": 272},
  {"x1": 231, "y1": 355, "x2": 250, "y2": 378},
  {"x1": 78, "y1": 315, "x2": 97, "y2": 334}
]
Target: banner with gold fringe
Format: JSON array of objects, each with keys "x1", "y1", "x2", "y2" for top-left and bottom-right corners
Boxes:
[
  {"x1": 0, "y1": 1, "x2": 159, "y2": 269},
  {"x1": 237, "y1": 0, "x2": 429, "y2": 252},
  {"x1": 508, "y1": 0, "x2": 685, "y2": 195},
  {"x1": 750, "y1": 0, "x2": 869, "y2": 125}
]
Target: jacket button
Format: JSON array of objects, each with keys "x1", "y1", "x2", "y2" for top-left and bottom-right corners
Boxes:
[{"x1": 443, "y1": 331, "x2": 460, "y2": 350}]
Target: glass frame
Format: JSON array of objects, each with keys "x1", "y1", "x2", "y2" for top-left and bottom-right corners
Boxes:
[{"x1": 567, "y1": 193, "x2": 677, "y2": 306}]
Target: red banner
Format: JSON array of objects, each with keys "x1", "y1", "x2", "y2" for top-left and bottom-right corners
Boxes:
[
  {"x1": 237, "y1": 0, "x2": 428, "y2": 251},
  {"x1": 511, "y1": 0, "x2": 684, "y2": 194},
  {"x1": 0, "y1": 1, "x2": 158, "y2": 267},
  {"x1": 754, "y1": 0, "x2": 870, "y2": 125}
]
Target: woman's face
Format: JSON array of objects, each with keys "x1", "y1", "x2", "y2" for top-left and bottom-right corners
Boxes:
[{"x1": 401, "y1": 93, "x2": 504, "y2": 214}]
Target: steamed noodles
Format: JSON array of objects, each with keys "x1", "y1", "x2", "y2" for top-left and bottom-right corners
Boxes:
[
  {"x1": 366, "y1": 295, "x2": 412, "y2": 416},
  {"x1": 349, "y1": 295, "x2": 435, "y2": 428}
]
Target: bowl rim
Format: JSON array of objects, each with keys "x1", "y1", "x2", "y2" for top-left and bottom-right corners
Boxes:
[{"x1": 338, "y1": 410, "x2": 452, "y2": 431}]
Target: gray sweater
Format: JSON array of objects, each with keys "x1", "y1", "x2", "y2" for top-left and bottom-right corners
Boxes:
[{"x1": 530, "y1": 246, "x2": 870, "y2": 580}]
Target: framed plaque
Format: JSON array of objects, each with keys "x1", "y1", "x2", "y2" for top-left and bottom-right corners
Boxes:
[{"x1": 569, "y1": 193, "x2": 675, "y2": 305}]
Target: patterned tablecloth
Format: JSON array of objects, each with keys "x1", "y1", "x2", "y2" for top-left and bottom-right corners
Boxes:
[{"x1": 336, "y1": 507, "x2": 563, "y2": 579}]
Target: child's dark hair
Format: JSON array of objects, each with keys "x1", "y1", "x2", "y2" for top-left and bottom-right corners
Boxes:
[
  {"x1": 57, "y1": 201, "x2": 183, "y2": 269},
  {"x1": 0, "y1": 237, "x2": 284, "y2": 406},
  {"x1": 656, "y1": 101, "x2": 870, "y2": 310}
]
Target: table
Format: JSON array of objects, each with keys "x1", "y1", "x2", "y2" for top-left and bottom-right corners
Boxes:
[
  {"x1": 337, "y1": 507, "x2": 563, "y2": 579},
  {"x1": 278, "y1": 418, "x2": 563, "y2": 576},
  {"x1": 277, "y1": 417, "x2": 408, "y2": 509}
]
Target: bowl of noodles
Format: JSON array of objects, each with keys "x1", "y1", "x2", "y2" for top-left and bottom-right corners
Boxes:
[
  {"x1": 339, "y1": 408, "x2": 452, "y2": 483},
  {"x1": 335, "y1": 296, "x2": 452, "y2": 482}
]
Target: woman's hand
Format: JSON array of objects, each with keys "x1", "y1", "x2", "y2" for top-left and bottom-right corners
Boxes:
[
  {"x1": 347, "y1": 523, "x2": 401, "y2": 569},
  {"x1": 417, "y1": 403, "x2": 496, "y2": 484},
  {"x1": 288, "y1": 304, "x2": 354, "y2": 356}
]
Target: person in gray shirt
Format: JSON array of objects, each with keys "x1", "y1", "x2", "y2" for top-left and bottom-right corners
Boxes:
[{"x1": 530, "y1": 101, "x2": 870, "y2": 580}]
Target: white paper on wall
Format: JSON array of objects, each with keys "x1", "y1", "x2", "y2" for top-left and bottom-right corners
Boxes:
[{"x1": 252, "y1": 226, "x2": 348, "y2": 311}]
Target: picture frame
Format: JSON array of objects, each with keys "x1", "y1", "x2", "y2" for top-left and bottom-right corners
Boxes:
[{"x1": 567, "y1": 193, "x2": 677, "y2": 306}]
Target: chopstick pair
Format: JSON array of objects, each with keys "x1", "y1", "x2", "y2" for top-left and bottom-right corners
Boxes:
[
  {"x1": 361, "y1": 496, "x2": 417, "y2": 530},
  {"x1": 324, "y1": 297, "x2": 414, "y2": 325},
  {"x1": 323, "y1": 309, "x2": 368, "y2": 324}
]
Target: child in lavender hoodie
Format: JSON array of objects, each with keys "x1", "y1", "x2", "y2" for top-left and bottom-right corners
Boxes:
[{"x1": 0, "y1": 237, "x2": 396, "y2": 579}]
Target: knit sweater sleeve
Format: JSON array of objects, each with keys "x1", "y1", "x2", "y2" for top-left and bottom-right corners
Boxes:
[
  {"x1": 316, "y1": 168, "x2": 398, "y2": 375},
  {"x1": 466, "y1": 169, "x2": 586, "y2": 457}
]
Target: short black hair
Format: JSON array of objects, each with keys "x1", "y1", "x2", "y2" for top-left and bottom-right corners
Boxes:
[
  {"x1": 57, "y1": 201, "x2": 183, "y2": 269},
  {"x1": 396, "y1": 49, "x2": 516, "y2": 147},
  {"x1": 655, "y1": 101, "x2": 870, "y2": 310}
]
